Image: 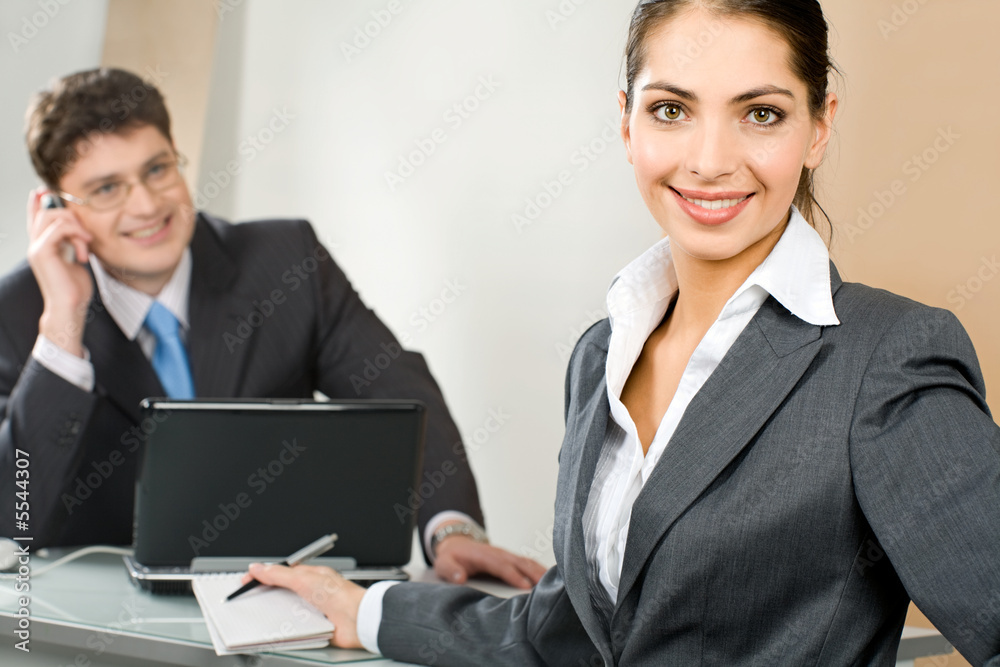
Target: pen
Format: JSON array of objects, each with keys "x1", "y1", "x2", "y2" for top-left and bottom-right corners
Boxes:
[{"x1": 225, "y1": 533, "x2": 338, "y2": 602}]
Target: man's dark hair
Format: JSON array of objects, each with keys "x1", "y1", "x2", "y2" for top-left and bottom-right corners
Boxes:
[{"x1": 25, "y1": 67, "x2": 173, "y2": 189}]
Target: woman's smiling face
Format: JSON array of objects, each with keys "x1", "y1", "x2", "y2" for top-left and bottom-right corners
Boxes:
[{"x1": 620, "y1": 8, "x2": 836, "y2": 264}]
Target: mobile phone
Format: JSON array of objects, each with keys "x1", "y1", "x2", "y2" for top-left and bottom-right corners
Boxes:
[
  {"x1": 41, "y1": 193, "x2": 79, "y2": 264},
  {"x1": 41, "y1": 193, "x2": 64, "y2": 210}
]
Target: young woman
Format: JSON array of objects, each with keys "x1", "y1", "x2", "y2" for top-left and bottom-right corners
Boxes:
[{"x1": 247, "y1": 1, "x2": 1000, "y2": 664}]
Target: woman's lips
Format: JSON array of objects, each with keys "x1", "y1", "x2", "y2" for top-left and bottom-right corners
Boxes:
[{"x1": 670, "y1": 187, "x2": 755, "y2": 225}]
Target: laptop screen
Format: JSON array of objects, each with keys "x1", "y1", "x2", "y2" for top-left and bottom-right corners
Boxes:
[{"x1": 132, "y1": 399, "x2": 426, "y2": 568}]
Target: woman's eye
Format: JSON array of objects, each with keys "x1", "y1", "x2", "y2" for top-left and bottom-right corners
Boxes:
[
  {"x1": 655, "y1": 104, "x2": 685, "y2": 122},
  {"x1": 749, "y1": 108, "x2": 777, "y2": 124},
  {"x1": 94, "y1": 182, "x2": 119, "y2": 197}
]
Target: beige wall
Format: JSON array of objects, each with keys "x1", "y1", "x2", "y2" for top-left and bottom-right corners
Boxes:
[
  {"x1": 100, "y1": 0, "x2": 217, "y2": 185},
  {"x1": 823, "y1": 0, "x2": 1000, "y2": 411}
]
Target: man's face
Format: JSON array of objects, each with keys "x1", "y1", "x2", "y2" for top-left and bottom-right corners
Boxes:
[{"x1": 57, "y1": 124, "x2": 196, "y2": 294}]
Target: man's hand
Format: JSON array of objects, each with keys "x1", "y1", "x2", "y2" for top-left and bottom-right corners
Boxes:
[
  {"x1": 434, "y1": 536, "x2": 547, "y2": 589},
  {"x1": 242, "y1": 563, "x2": 367, "y2": 649},
  {"x1": 26, "y1": 188, "x2": 93, "y2": 357}
]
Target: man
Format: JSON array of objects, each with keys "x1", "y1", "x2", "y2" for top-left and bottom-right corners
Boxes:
[{"x1": 0, "y1": 67, "x2": 543, "y2": 588}]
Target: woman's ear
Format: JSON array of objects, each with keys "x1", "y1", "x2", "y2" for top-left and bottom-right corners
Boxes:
[
  {"x1": 618, "y1": 90, "x2": 633, "y2": 165},
  {"x1": 804, "y1": 92, "x2": 838, "y2": 169}
]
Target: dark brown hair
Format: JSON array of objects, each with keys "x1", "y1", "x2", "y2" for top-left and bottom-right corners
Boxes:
[
  {"x1": 25, "y1": 67, "x2": 173, "y2": 190},
  {"x1": 623, "y1": 0, "x2": 837, "y2": 232}
]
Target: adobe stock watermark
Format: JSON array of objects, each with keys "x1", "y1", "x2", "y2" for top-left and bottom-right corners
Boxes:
[
  {"x1": 223, "y1": 240, "x2": 330, "y2": 353},
  {"x1": 556, "y1": 308, "x2": 608, "y2": 362},
  {"x1": 60, "y1": 409, "x2": 172, "y2": 515},
  {"x1": 951, "y1": 589, "x2": 1000, "y2": 658},
  {"x1": 415, "y1": 608, "x2": 480, "y2": 664},
  {"x1": 878, "y1": 0, "x2": 933, "y2": 39},
  {"x1": 385, "y1": 77, "x2": 501, "y2": 192},
  {"x1": 397, "y1": 407, "x2": 511, "y2": 523},
  {"x1": 518, "y1": 524, "x2": 555, "y2": 562},
  {"x1": 55, "y1": 597, "x2": 148, "y2": 666},
  {"x1": 457, "y1": 407, "x2": 511, "y2": 457},
  {"x1": 340, "y1": 0, "x2": 407, "y2": 63},
  {"x1": 946, "y1": 255, "x2": 1000, "y2": 311},
  {"x1": 236, "y1": 597, "x2": 327, "y2": 659},
  {"x1": 348, "y1": 340, "x2": 406, "y2": 395},
  {"x1": 393, "y1": 458, "x2": 461, "y2": 524},
  {"x1": 189, "y1": 438, "x2": 306, "y2": 556},
  {"x1": 8, "y1": 0, "x2": 72, "y2": 53},
  {"x1": 351, "y1": 278, "x2": 469, "y2": 393},
  {"x1": 193, "y1": 106, "x2": 296, "y2": 210},
  {"x1": 215, "y1": 0, "x2": 243, "y2": 20},
  {"x1": 447, "y1": 406, "x2": 511, "y2": 480},
  {"x1": 545, "y1": 0, "x2": 589, "y2": 31},
  {"x1": 669, "y1": 16, "x2": 725, "y2": 69},
  {"x1": 842, "y1": 126, "x2": 960, "y2": 244},
  {"x1": 403, "y1": 279, "x2": 468, "y2": 339},
  {"x1": 512, "y1": 117, "x2": 620, "y2": 234}
]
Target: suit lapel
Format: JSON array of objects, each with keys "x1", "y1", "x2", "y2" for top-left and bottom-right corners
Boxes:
[
  {"x1": 185, "y1": 215, "x2": 259, "y2": 397},
  {"x1": 84, "y1": 215, "x2": 267, "y2": 416},
  {"x1": 86, "y1": 293, "x2": 163, "y2": 424},
  {"x1": 614, "y1": 297, "x2": 825, "y2": 609},
  {"x1": 556, "y1": 333, "x2": 615, "y2": 652},
  {"x1": 566, "y1": 380, "x2": 611, "y2": 638}
]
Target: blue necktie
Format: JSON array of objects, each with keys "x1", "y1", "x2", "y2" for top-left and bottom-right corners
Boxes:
[{"x1": 144, "y1": 302, "x2": 195, "y2": 399}]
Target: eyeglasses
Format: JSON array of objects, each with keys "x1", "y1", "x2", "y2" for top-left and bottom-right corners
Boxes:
[{"x1": 59, "y1": 153, "x2": 188, "y2": 211}]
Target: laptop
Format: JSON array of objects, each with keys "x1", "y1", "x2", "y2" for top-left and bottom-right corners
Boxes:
[{"x1": 124, "y1": 398, "x2": 426, "y2": 593}]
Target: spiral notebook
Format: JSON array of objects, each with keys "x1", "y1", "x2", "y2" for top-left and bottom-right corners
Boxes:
[{"x1": 192, "y1": 574, "x2": 334, "y2": 655}]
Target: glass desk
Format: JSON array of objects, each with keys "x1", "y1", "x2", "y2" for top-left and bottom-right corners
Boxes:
[
  {"x1": 0, "y1": 547, "x2": 954, "y2": 666},
  {"x1": 0, "y1": 549, "x2": 407, "y2": 667}
]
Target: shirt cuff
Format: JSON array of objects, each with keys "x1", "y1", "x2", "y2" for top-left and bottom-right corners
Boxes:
[
  {"x1": 423, "y1": 511, "x2": 483, "y2": 563},
  {"x1": 356, "y1": 580, "x2": 401, "y2": 655},
  {"x1": 32, "y1": 335, "x2": 95, "y2": 392}
]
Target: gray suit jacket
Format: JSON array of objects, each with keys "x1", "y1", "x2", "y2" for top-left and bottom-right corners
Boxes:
[
  {"x1": 0, "y1": 214, "x2": 483, "y2": 552},
  {"x1": 376, "y1": 266, "x2": 1000, "y2": 666}
]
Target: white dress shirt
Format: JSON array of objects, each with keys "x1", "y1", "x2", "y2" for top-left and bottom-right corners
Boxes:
[
  {"x1": 32, "y1": 249, "x2": 193, "y2": 387},
  {"x1": 583, "y1": 207, "x2": 840, "y2": 607}
]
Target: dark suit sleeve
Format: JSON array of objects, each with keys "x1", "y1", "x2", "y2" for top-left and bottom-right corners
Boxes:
[
  {"x1": 377, "y1": 565, "x2": 598, "y2": 666},
  {"x1": 0, "y1": 322, "x2": 99, "y2": 545},
  {"x1": 849, "y1": 306, "x2": 1000, "y2": 666},
  {"x1": 297, "y1": 222, "x2": 484, "y2": 560}
]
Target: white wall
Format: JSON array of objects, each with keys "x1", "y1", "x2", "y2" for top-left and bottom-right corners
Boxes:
[
  {"x1": 199, "y1": 0, "x2": 658, "y2": 565},
  {"x1": 0, "y1": 0, "x2": 108, "y2": 272}
]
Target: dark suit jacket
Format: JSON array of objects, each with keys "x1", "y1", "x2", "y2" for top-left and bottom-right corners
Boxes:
[
  {"x1": 0, "y1": 213, "x2": 483, "y2": 553},
  {"x1": 374, "y1": 266, "x2": 1000, "y2": 666}
]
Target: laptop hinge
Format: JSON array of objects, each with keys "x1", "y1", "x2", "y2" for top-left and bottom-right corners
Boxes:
[{"x1": 190, "y1": 556, "x2": 358, "y2": 572}]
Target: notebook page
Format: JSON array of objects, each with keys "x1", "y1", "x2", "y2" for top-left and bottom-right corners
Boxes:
[{"x1": 193, "y1": 574, "x2": 334, "y2": 653}]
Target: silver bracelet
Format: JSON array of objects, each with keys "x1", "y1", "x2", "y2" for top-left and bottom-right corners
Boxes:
[{"x1": 431, "y1": 522, "x2": 489, "y2": 556}]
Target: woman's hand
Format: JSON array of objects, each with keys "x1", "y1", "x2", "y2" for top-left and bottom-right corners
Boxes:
[
  {"x1": 242, "y1": 563, "x2": 367, "y2": 649},
  {"x1": 433, "y1": 537, "x2": 547, "y2": 589}
]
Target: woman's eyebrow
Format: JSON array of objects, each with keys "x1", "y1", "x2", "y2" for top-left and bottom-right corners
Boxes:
[
  {"x1": 730, "y1": 85, "x2": 795, "y2": 104},
  {"x1": 640, "y1": 82, "x2": 795, "y2": 105},
  {"x1": 642, "y1": 82, "x2": 698, "y2": 101}
]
